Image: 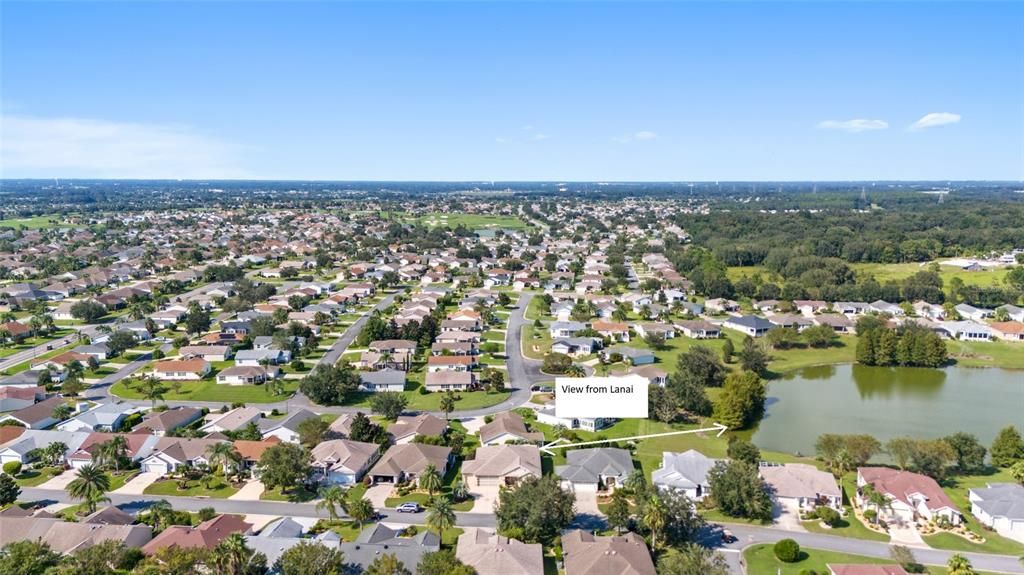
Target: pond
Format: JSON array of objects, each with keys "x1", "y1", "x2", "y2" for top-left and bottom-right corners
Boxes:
[{"x1": 751, "y1": 364, "x2": 1024, "y2": 456}]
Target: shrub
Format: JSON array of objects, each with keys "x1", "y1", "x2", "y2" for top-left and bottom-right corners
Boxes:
[
  {"x1": 774, "y1": 539, "x2": 800, "y2": 563},
  {"x1": 404, "y1": 525, "x2": 418, "y2": 536},
  {"x1": 418, "y1": 386, "x2": 429, "y2": 395},
  {"x1": 815, "y1": 506, "x2": 841, "y2": 527},
  {"x1": 863, "y1": 509, "x2": 877, "y2": 523},
  {"x1": 2, "y1": 462, "x2": 21, "y2": 476},
  {"x1": 197, "y1": 507, "x2": 216, "y2": 521},
  {"x1": 152, "y1": 349, "x2": 165, "y2": 360}
]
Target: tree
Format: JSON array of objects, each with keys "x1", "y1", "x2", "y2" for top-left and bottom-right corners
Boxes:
[
  {"x1": 427, "y1": 495, "x2": 456, "y2": 534},
  {"x1": 419, "y1": 463, "x2": 443, "y2": 497},
  {"x1": 106, "y1": 331, "x2": 137, "y2": 357},
  {"x1": 0, "y1": 473, "x2": 20, "y2": 506},
  {"x1": 297, "y1": 417, "x2": 329, "y2": 448},
  {"x1": 66, "y1": 463, "x2": 111, "y2": 514},
  {"x1": 606, "y1": 490, "x2": 631, "y2": 534},
  {"x1": 299, "y1": 363, "x2": 360, "y2": 405},
  {"x1": 947, "y1": 554, "x2": 978, "y2": 575},
  {"x1": 886, "y1": 437, "x2": 918, "y2": 470},
  {"x1": 365, "y1": 553, "x2": 411, "y2": 575},
  {"x1": 61, "y1": 539, "x2": 145, "y2": 574},
  {"x1": 644, "y1": 331, "x2": 667, "y2": 350},
  {"x1": 541, "y1": 352, "x2": 573, "y2": 374},
  {"x1": 370, "y1": 392, "x2": 408, "y2": 421},
  {"x1": 656, "y1": 543, "x2": 731, "y2": 575},
  {"x1": 648, "y1": 385, "x2": 678, "y2": 423},
  {"x1": 136, "y1": 375, "x2": 168, "y2": 409},
  {"x1": 185, "y1": 305, "x2": 211, "y2": 336},
  {"x1": 97, "y1": 435, "x2": 129, "y2": 472},
  {"x1": 943, "y1": 432, "x2": 988, "y2": 474},
  {"x1": 738, "y1": 336, "x2": 769, "y2": 375},
  {"x1": 438, "y1": 391, "x2": 456, "y2": 422},
  {"x1": 417, "y1": 550, "x2": 474, "y2": 575},
  {"x1": 348, "y1": 496, "x2": 375, "y2": 529},
  {"x1": 206, "y1": 442, "x2": 242, "y2": 478},
  {"x1": 0, "y1": 540, "x2": 60, "y2": 575},
  {"x1": 774, "y1": 538, "x2": 800, "y2": 563},
  {"x1": 641, "y1": 493, "x2": 668, "y2": 550},
  {"x1": 274, "y1": 542, "x2": 346, "y2": 575},
  {"x1": 70, "y1": 300, "x2": 107, "y2": 323},
  {"x1": 890, "y1": 545, "x2": 925, "y2": 573},
  {"x1": 648, "y1": 488, "x2": 704, "y2": 546},
  {"x1": 135, "y1": 544, "x2": 209, "y2": 575},
  {"x1": 727, "y1": 436, "x2": 761, "y2": 465},
  {"x1": 210, "y1": 533, "x2": 266, "y2": 575},
  {"x1": 714, "y1": 371, "x2": 766, "y2": 430},
  {"x1": 495, "y1": 475, "x2": 575, "y2": 544},
  {"x1": 61, "y1": 374, "x2": 85, "y2": 397},
  {"x1": 259, "y1": 443, "x2": 310, "y2": 493},
  {"x1": 815, "y1": 434, "x2": 881, "y2": 476},
  {"x1": 909, "y1": 439, "x2": 957, "y2": 480},
  {"x1": 316, "y1": 485, "x2": 349, "y2": 522},
  {"x1": 707, "y1": 461, "x2": 772, "y2": 521},
  {"x1": 348, "y1": 412, "x2": 388, "y2": 444},
  {"x1": 1010, "y1": 460, "x2": 1024, "y2": 485},
  {"x1": 991, "y1": 426, "x2": 1024, "y2": 467},
  {"x1": 803, "y1": 324, "x2": 838, "y2": 348},
  {"x1": 721, "y1": 338, "x2": 734, "y2": 363},
  {"x1": 51, "y1": 402, "x2": 73, "y2": 422}
]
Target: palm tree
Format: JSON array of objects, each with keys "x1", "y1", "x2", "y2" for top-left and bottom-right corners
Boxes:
[
  {"x1": 348, "y1": 497, "x2": 375, "y2": 529},
  {"x1": 451, "y1": 479, "x2": 469, "y2": 503},
  {"x1": 947, "y1": 554, "x2": 977, "y2": 575},
  {"x1": 316, "y1": 485, "x2": 349, "y2": 522},
  {"x1": 418, "y1": 464, "x2": 442, "y2": 497},
  {"x1": 365, "y1": 553, "x2": 410, "y2": 575},
  {"x1": 51, "y1": 403, "x2": 73, "y2": 422},
  {"x1": 860, "y1": 484, "x2": 891, "y2": 524},
  {"x1": 97, "y1": 435, "x2": 128, "y2": 472},
  {"x1": 146, "y1": 499, "x2": 173, "y2": 531},
  {"x1": 136, "y1": 375, "x2": 168, "y2": 409},
  {"x1": 642, "y1": 494, "x2": 667, "y2": 550},
  {"x1": 439, "y1": 391, "x2": 456, "y2": 422},
  {"x1": 211, "y1": 533, "x2": 252, "y2": 575},
  {"x1": 427, "y1": 496, "x2": 455, "y2": 535},
  {"x1": 66, "y1": 464, "x2": 111, "y2": 514},
  {"x1": 206, "y1": 442, "x2": 241, "y2": 479}
]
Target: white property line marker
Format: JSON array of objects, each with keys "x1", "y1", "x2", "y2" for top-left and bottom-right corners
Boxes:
[{"x1": 539, "y1": 422, "x2": 729, "y2": 455}]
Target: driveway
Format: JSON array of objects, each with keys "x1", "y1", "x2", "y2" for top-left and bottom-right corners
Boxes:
[
  {"x1": 458, "y1": 416, "x2": 487, "y2": 436},
  {"x1": 364, "y1": 484, "x2": 393, "y2": 509},
  {"x1": 888, "y1": 519, "x2": 926, "y2": 547},
  {"x1": 37, "y1": 468, "x2": 79, "y2": 490},
  {"x1": 468, "y1": 484, "x2": 501, "y2": 514},
  {"x1": 112, "y1": 471, "x2": 162, "y2": 495},
  {"x1": 229, "y1": 480, "x2": 265, "y2": 501},
  {"x1": 575, "y1": 489, "x2": 602, "y2": 516},
  {"x1": 772, "y1": 499, "x2": 807, "y2": 532}
]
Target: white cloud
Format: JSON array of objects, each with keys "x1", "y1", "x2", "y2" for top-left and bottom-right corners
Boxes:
[
  {"x1": 816, "y1": 119, "x2": 889, "y2": 133},
  {"x1": 530, "y1": 133, "x2": 551, "y2": 141},
  {"x1": 0, "y1": 114, "x2": 249, "y2": 178},
  {"x1": 613, "y1": 130, "x2": 659, "y2": 143},
  {"x1": 909, "y1": 112, "x2": 961, "y2": 130}
]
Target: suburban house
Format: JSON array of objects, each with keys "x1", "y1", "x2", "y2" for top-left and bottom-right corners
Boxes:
[
  {"x1": 56, "y1": 402, "x2": 138, "y2": 433},
  {"x1": 651, "y1": 450, "x2": 719, "y2": 501},
  {"x1": 968, "y1": 483, "x2": 1024, "y2": 543},
  {"x1": 633, "y1": 322, "x2": 676, "y2": 339},
  {"x1": 996, "y1": 304, "x2": 1024, "y2": 322},
  {"x1": 549, "y1": 321, "x2": 587, "y2": 338},
  {"x1": 674, "y1": 319, "x2": 720, "y2": 339},
  {"x1": 760, "y1": 463, "x2": 842, "y2": 512},
  {"x1": 132, "y1": 407, "x2": 202, "y2": 436},
  {"x1": 0, "y1": 386, "x2": 43, "y2": 412},
  {"x1": 478, "y1": 411, "x2": 544, "y2": 445},
  {"x1": 309, "y1": 439, "x2": 382, "y2": 485},
  {"x1": 535, "y1": 403, "x2": 613, "y2": 432},
  {"x1": 0, "y1": 429, "x2": 90, "y2": 465},
  {"x1": 621, "y1": 365, "x2": 668, "y2": 387},
  {"x1": 955, "y1": 303, "x2": 995, "y2": 321},
  {"x1": 857, "y1": 467, "x2": 962, "y2": 526},
  {"x1": 388, "y1": 413, "x2": 447, "y2": 444},
  {"x1": 424, "y1": 370, "x2": 475, "y2": 392},
  {"x1": 990, "y1": 321, "x2": 1024, "y2": 342},
  {"x1": 232, "y1": 438, "x2": 280, "y2": 473},
  {"x1": 0, "y1": 396, "x2": 66, "y2": 429},
  {"x1": 705, "y1": 298, "x2": 740, "y2": 313},
  {"x1": 827, "y1": 566, "x2": 910, "y2": 575},
  {"x1": 561, "y1": 530, "x2": 656, "y2": 575},
  {"x1": 551, "y1": 337, "x2": 600, "y2": 357},
  {"x1": 455, "y1": 528, "x2": 544, "y2": 575},
  {"x1": 869, "y1": 300, "x2": 904, "y2": 316},
  {"x1": 153, "y1": 359, "x2": 211, "y2": 381},
  {"x1": 462, "y1": 444, "x2": 542, "y2": 487},
  {"x1": 216, "y1": 365, "x2": 280, "y2": 385},
  {"x1": 426, "y1": 355, "x2": 475, "y2": 372},
  {"x1": 600, "y1": 345, "x2": 655, "y2": 366},
  {"x1": 0, "y1": 516, "x2": 153, "y2": 554},
  {"x1": 556, "y1": 447, "x2": 634, "y2": 493},
  {"x1": 591, "y1": 320, "x2": 630, "y2": 342},
  {"x1": 259, "y1": 409, "x2": 319, "y2": 443},
  {"x1": 179, "y1": 345, "x2": 233, "y2": 362},
  {"x1": 66, "y1": 432, "x2": 161, "y2": 470},
  {"x1": 368, "y1": 443, "x2": 454, "y2": 484},
  {"x1": 138, "y1": 437, "x2": 227, "y2": 475},
  {"x1": 235, "y1": 348, "x2": 289, "y2": 366},
  {"x1": 814, "y1": 314, "x2": 855, "y2": 333},
  {"x1": 142, "y1": 514, "x2": 253, "y2": 555},
  {"x1": 723, "y1": 315, "x2": 775, "y2": 337},
  {"x1": 941, "y1": 320, "x2": 993, "y2": 341},
  {"x1": 359, "y1": 369, "x2": 407, "y2": 392},
  {"x1": 200, "y1": 407, "x2": 263, "y2": 434}
]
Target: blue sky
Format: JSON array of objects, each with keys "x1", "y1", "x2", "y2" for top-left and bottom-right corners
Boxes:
[{"x1": 2, "y1": 1, "x2": 1022, "y2": 181}]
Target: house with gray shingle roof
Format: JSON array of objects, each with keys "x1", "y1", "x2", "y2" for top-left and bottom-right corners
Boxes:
[
  {"x1": 556, "y1": 447, "x2": 634, "y2": 493},
  {"x1": 651, "y1": 449, "x2": 719, "y2": 501},
  {"x1": 969, "y1": 483, "x2": 1024, "y2": 543}
]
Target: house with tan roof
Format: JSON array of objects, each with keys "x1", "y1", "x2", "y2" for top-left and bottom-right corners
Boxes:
[
  {"x1": 455, "y1": 528, "x2": 543, "y2": 575},
  {"x1": 828, "y1": 565, "x2": 910, "y2": 575},
  {"x1": 478, "y1": 411, "x2": 544, "y2": 445},
  {"x1": 200, "y1": 406, "x2": 263, "y2": 434},
  {"x1": 462, "y1": 444, "x2": 541, "y2": 487},
  {"x1": 216, "y1": 364, "x2": 280, "y2": 385},
  {"x1": 0, "y1": 516, "x2": 152, "y2": 554},
  {"x1": 142, "y1": 514, "x2": 252, "y2": 555},
  {"x1": 132, "y1": 406, "x2": 203, "y2": 436},
  {"x1": 232, "y1": 437, "x2": 281, "y2": 471},
  {"x1": 561, "y1": 530, "x2": 656, "y2": 575},
  {"x1": 153, "y1": 358, "x2": 211, "y2": 380},
  {"x1": 0, "y1": 396, "x2": 66, "y2": 429},
  {"x1": 857, "y1": 467, "x2": 961, "y2": 526},
  {"x1": 310, "y1": 439, "x2": 381, "y2": 485},
  {"x1": 368, "y1": 443, "x2": 453, "y2": 484},
  {"x1": 592, "y1": 320, "x2": 630, "y2": 342},
  {"x1": 139, "y1": 437, "x2": 228, "y2": 475},
  {"x1": 761, "y1": 463, "x2": 842, "y2": 512},
  {"x1": 424, "y1": 370, "x2": 475, "y2": 392},
  {"x1": 388, "y1": 413, "x2": 447, "y2": 444},
  {"x1": 990, "y1": 321, "x2": 1024, "y2": 342}
]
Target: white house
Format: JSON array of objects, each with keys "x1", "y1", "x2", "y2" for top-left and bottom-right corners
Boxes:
[
  {"x1": 651, "y1": 450, "x2": 719, "y2": 501},
  {"x1": 969, "y1": 483, "x2": 1024, "y2": 544}
]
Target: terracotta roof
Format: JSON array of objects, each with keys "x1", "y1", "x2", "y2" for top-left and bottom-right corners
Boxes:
[
  {"x1": 858, "y1": 467, "x2": 958, "y2": 513},
  {"x1": 142, "y1": 514, "x2": 252, "y2": 555},
  {"x1": 0, "y1": 425, "x2": 26, "y2": 444},
  {"x1": 991, "y1": 321, "x2": 1024, "y2": 334},
  {"x1": 153, "y1": 359, "x2": 210, "y2": 373},
  {"x1": 828, "y1": 565, "x2": 910, "y2": 575},
  {"x1": 233, "y1": 437, "x2": 280, "y2": 461}
]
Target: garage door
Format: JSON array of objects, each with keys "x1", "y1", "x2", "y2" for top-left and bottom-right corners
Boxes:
[
  {"x1": 143, "y1": 462, "x2": 167, "y2": 475},
  {"x1": 477, "y1": 476, "x2": 501, "y2": 486}
]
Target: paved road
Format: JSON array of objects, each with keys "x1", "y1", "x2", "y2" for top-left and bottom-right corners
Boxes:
[{"x1": 318, "y1": 288, "x2": 405, "y2": 367}]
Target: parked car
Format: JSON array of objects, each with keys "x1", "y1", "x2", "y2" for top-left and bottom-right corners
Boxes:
[
  {"x1": 721, "y1": 529, "x2": 736, "y2": 544},
  {"x1": 396, "y1": 502, "x2": 422, "y2": 513}
]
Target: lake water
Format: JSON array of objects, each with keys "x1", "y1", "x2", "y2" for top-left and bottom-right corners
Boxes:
[{"x1": 751, "y1": 364, "x2": 1024, "y2": 456}]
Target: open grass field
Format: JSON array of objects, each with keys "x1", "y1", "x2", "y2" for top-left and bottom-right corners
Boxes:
[
  {"x1": 392, "y1": 211, "x2": 532, "y2": 231},
  {"x1": 742, "y1": 544, "x2": 997, "y2": 575},
  {"x1": 144, "y1": 477, "x2": 239, "y2": 498},
  {"x1": 727, "y1": 262, "x2": 1011, "y2": 289},
  {"x1": 0, "y1": 215, "x2": 79, "y2": 229},
  {"x1": 110, "y1": 378, "x2": 299, "y2": 403},
  {"x1": 341, "y1": 386, "x2": 511, "y2": 411},
  {"x1": 925, "y1": 467, "x2": 1024, "y2": 556}
]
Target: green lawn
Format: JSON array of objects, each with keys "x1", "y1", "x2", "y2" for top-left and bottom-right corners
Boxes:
[
  {"x1": 144, "y1": 478, "x2": 239, "y2": 498},
  {"x1": 110, "y1": 379, "x2": 298, "y2": 403},
  {"x1": 261, "y1": 485, "x2": 317, "y2": 502},
  {"x1": 727, "y1": 262, "x2": 1011, "y2": 290},
  {"x1": 946, "y1": 339, "x2": 1024, "y2": 369},
  {"x1": 401, "y1": 212, "x2": 532, "y2": 231},
  {"x1": 13, "y1": 466, "x2": 64, "y2": 487},
  {"x1": 741, "y1": 544, "x2": 995, "y2": 575},
  {"x1": 106, "y1": 470, "x2": 138, "y2": 492},
  {"x1": 340, "y1": 386, "x2": 510, "y2": 411},
  {"x1": 0, "y1": 215, "x2": 80, "y2": 229},
  {"x1": 801, "y1": 474, "x2": 890, "y2": 542},
  {"x1": 2, "y1": 341, "x2": 80, "y2": 375},
  {"x1": 923, "y1": 467, "x2": 1024, "y2": 555}
]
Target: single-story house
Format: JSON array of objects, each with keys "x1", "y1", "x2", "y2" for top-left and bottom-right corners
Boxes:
[
  {"x1": 478, "y1": 411, "x2": 544, "y2": 445},
  {"x1": 132, "y1": 407, "x2": 203, "y2": 436},
  {"x1": 388, "y1": 413, "x2": 447, "y2": 444},
  {"x1": 990, "y1": 321, "x2": 1024, "y2": 342},
  {"x1": 651, "y1": 449, "x2": 719, "y2": 501},
  {"x1": 556, "y1": 447, "x2": 634, "y2": 493},
  {"x1": 179, "y1": 345, "x2": 233, "y2": 362},
  {"x1": 426, "y1": 355, "x2": 475, "y2": 372},
  {"x1": 216, "y1": 364, "x2": 280, "y2": 386},
  {"x1": 424, "y1": 370, "x2": 475, "y2": 392},
  {"x1": 368, "y1": 443, "x2": 453, "y2": 484},
  {"x1": 260, "y1": 409, "x2": 319, "y2": 444},
  {"x1": 600, "y1": 345, "x2": 655, "y2": 366},
  {"x1": 549, "y1": 321, "x2": 587, "y2": 339},
  {"x1": 551, "y1": 337, "x2": 600, "y2": 357},
  {"x1": 142, "y1": 515, "x2": 252, "y2": 555},
  {"x1": 456, "y1": 528, "x2": 543, "y2": 575},
  {"x1": 153, "y1": 359, "x2": 211, "y2": 381},
  {"x1": 235, "y1": 348, "x2": 290, "y2": 366},
  {"x1": 0, "y1": 516, "x2": 152, "y2": 555},
  {"x1": 968, "y1": 483, "x2": 1024, "y2": 544},
  {"x1": 0, "y1": 396, "x2": 66, "y2": 429},
  {"x1": 761, "y1": 463, "x2": 842, "y2": 512},
  {"x1": 138, "y1": 437, "x2": 227, "y2": 475},
  {"x1": 0, "y1": 386, "x2": 44, "y2": 412},
  {"x1": 857, "y1": 467, "x2": 961, "y2": 526},
  {"x1": 199, "y1": 406, "x2": 263, "y2": 434},
  {"x1": 591, "y1": 320, "x2": 630, "y2": 342},
  {"x1": 723, "y1": 315, "x2": 775, "y2": 337},
  {"x1": 359, "y1": 369, "x2": 407, "y2": 392},
  {"x1": 310, "y1": 439, "x2": 382, "y2": 485},
  {"x1": 56, "y1": 402, "x2": 139, "y2": 433},
  {"x1": 462, "y1": 444, "x2": 542, "y2": 487},
  {"x1": 561, "y1": 530, "x2": 656, "y2": 575},
  {"x1": 633, "y1": 322, "x2": 676, "y2": 339},
  {"x1": 674, "y1": 320, "x2": 720, "y2": 339}
]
